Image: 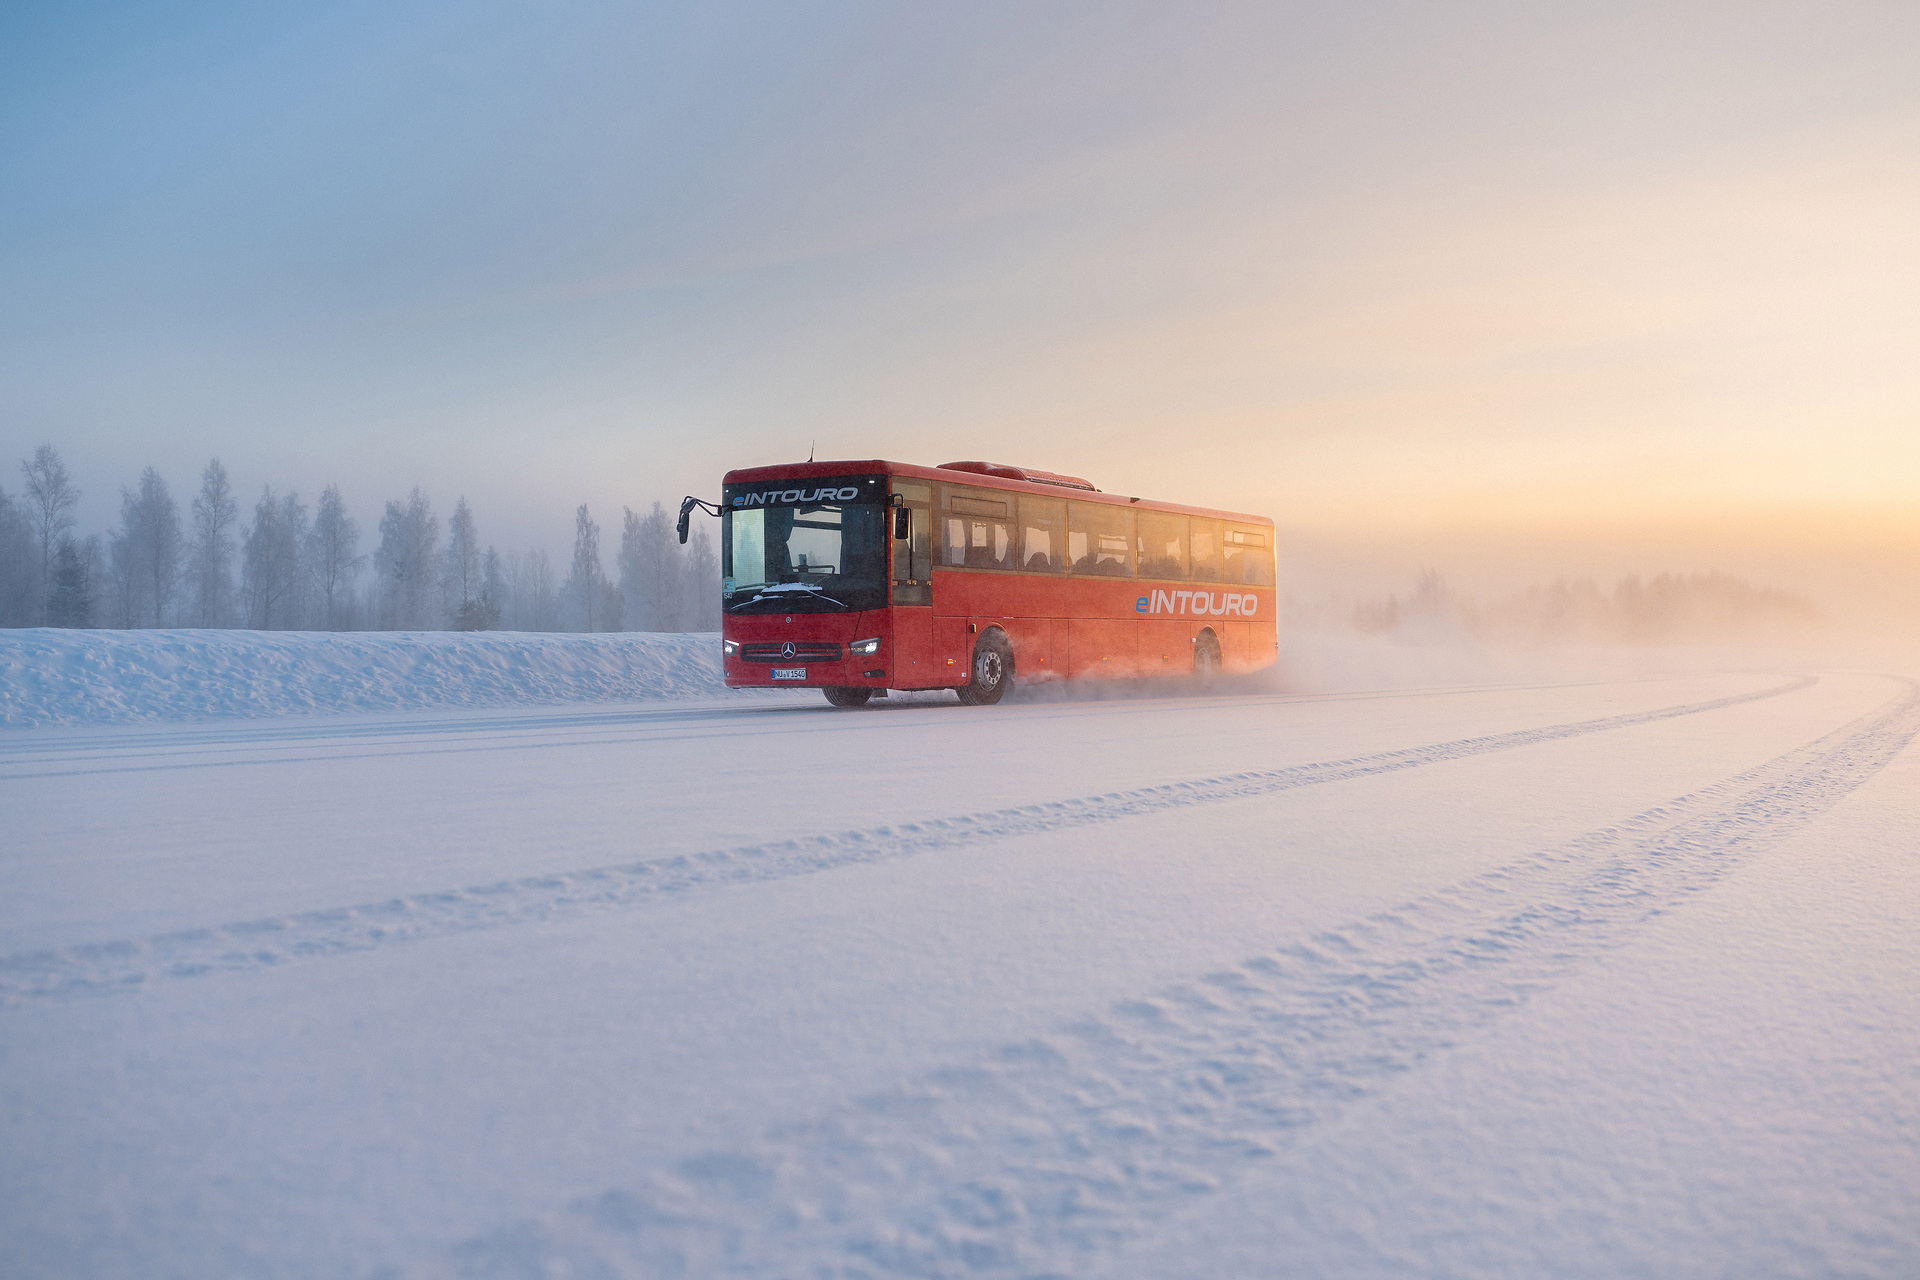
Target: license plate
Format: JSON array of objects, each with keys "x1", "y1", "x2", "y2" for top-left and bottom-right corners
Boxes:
[{"x1": 771, "y1": 667, "x2": 806, "y2": 680}]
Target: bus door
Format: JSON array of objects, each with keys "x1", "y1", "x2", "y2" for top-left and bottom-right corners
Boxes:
[{"x1": 889, "y1": 480, "x2": 934, "y2": 686}]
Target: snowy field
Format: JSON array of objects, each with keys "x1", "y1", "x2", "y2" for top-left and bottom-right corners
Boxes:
[
  {"x1": 3, "y1": 630, "x2": 1918, "y2": 1278},
  {"x1": 0, "y1": 629, "x2": 744, "y2": 729}
]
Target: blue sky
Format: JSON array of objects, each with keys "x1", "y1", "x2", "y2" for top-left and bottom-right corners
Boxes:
[{"x1": 3, "y1": 0, "x2": 1916, "y2": 595}]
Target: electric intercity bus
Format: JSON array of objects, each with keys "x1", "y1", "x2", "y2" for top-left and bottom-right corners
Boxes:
[{"x1": 680, "y1": 460, "x2": 1277, "y2": 706}]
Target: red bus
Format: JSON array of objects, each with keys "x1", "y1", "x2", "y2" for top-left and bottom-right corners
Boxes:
[{"x1": 680, "y1": 460, "x2": 1277, "y2": 707}]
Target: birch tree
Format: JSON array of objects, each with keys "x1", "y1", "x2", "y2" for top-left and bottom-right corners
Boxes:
[
  {"x1": 112, "y1": 467, "x2": 183, "y2": 627},
  {"x1": 682, "y1": 523, "x2": 720, "y2": 630},
  {"x1": 618, "y1": 502, "x2": 682, "y2": 631},
  {"x1": 188, "y1": 458, "x2": 238, "y2": 627},
  {"x1": 20, "y1": 444, "x2": 79, "y2": 625},
  {"x1": 241, "y1": 488, "x2": 311, "y2": 629},
  {"x1": 563, "y1": 504, "x2": 614, "y2": 631},
  {"x1": 374, "y1": 488, "x2": 439, "y2": 629},
  {"x1": 506, "y1": 548, "x2": 558, "y2": 631},
  {"x1": 0, "y1": 488, "x2": 35, "y2": 626},
  {"x1": 308, "y1": 484, "x2": 363, "y2": 630}
]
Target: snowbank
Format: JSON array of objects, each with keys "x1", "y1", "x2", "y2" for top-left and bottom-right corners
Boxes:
[{"x1": 0, "y1": 628, "x2": 736, "y2": 729}]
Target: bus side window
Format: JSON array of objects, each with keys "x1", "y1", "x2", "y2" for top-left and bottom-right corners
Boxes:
[
  {"x1": 942, "y1": 515, "x2": 967, "y2": 567},
  {"x1": 1068, "y1": 502, "x2": 1134, "y2": 577},
  {"x1": 1135, "y1": 510, "x2": 1187, "y2": 581},
  {"x1": 1224, "y1": 525, "x2": 1273, "y2": 586},
  {"x1": 942, "y1": 486, "x2": 1014, "y2": 570},
  {"x1": 1019, "y1": 495, "x2": 1065, "y2": 572},
  {"x1": 1189, "y1": 519, "x2": 1224, "y2": 582},
  {"x1": 981, "y1": 519, "x2": 1012, "y2": 568}
]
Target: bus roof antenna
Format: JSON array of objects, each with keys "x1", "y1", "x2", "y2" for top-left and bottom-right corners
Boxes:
[{"x1": 808, "y1": 440, "x2": 815, "y2": 463}]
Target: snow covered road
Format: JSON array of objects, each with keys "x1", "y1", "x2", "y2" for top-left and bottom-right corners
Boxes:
[{"x1": 3, "y1": 669, "x2": 1916, "y2": 1277}]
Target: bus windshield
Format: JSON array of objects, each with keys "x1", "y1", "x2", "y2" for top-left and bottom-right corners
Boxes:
[{"x1": 723, "y1": 496, "x2": 888, "y2": 613}]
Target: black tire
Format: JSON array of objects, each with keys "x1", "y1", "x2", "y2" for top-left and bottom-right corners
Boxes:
[
  {"x1": 823, "y1": 686, "x2": 874, "y2": 707},
  {"x1": 1193, "y1": 629, "x2": 1221, "y2": 690},
  {"x1": 956, "y1": 633, "x2": 1013, "y2": 706}
]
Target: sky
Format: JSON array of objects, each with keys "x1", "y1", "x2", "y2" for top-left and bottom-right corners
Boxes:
[{"x1": 2, "y1": 0, "x2": 1916, "y2": 615}]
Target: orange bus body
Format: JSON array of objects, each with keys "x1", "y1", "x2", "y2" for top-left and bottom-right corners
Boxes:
[{"x1": 718, "y1": 459, "x2": 1277, "y2": 695}]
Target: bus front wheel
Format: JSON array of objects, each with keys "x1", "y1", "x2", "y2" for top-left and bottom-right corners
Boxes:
[
  {"x1": 957, "y1": 633, "x2": 1012, "y2": 706},
  {"x1": 823, "y1": 686, "x2": 874, "y2": 707}
]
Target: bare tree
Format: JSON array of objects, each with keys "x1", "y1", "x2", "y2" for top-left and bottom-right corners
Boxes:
[
  {"x1": 462, "y1": 545, "x2": 504, "y2": 631},
  {"x1": 505, "y1": 547, "x2": 558, "y2": 631},
  {"x1": 619, "y1": 502, "x2": 683, "y2": 631},
  {"x1": 682, "y1": 523, "x2": 721, "y2": 630},
  {"x1": 241, "y1": 489, "x2": 284, "y2": 628},
  {"x1": 0, "y1": 487, "x2": 36, "y2": 626},
  {"x1": 188, "y1": 458, "x2": 239, "y2": 627},
  {"x1": 141, "y1": 468, "x2": 183, "y2": 626},
  {"x1": 564, "y1": 504, "x2": 617, "y2": 632},
  {"x1": 308, "y1": 484, "x2": 363, "y2": 630},
  {"x1": 20, "y1": 444, "x2": 79, "y2": 625},
  {"x1": 112, "y1": 467, "x2": 183, "y2": 627},
  {"x1": 242, "y1": 487, "x2": 312, "y2": 628},
  {"x1": 373, "y1": 488, "x2": 440, "y2": 629}
]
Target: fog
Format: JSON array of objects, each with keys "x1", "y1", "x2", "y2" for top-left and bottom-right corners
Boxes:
[{"x1": 9, "y1": 441, "x2": 1912, "y2": 675}]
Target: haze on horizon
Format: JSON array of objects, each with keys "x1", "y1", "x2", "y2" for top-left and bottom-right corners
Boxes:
[{"x1": 3, "y1": 0, "x2": 1916, "y2": 622}]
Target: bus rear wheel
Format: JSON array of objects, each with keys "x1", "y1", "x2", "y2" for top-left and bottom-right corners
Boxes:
[
  {"x1": 823, "y1": 686, "x2": 874, "y2": 707},
  {"x1": 957, "y1": 633, "x2": 1012, "y2": 706},
  {"x1": 1193, "y1": 629, "x2": 1222, "y2": 689}
]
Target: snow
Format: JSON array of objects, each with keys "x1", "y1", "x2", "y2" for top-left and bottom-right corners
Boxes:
[
  {"x1": 2, "y1": 630, "x2": 1917, "y2": 1278},
  {"x1": 0, "y1": 628, "x2": 740, "y2": 728}
]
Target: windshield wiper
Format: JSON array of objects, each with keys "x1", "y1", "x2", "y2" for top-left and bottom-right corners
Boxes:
[{"x1": 726, "y1": 582, "x2": 851, "y2": 612}]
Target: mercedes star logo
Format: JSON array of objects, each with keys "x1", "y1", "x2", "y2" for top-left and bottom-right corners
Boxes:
[{"x1": 781, "y1": 642, "x2": 796, "y2": 659}]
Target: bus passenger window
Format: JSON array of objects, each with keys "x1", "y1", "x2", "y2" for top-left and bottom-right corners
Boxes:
[
  {"x1": 941, "y1": 487, "x2": 1013, "y2": 570},
  {"x1": 1019, "y1": 495, "x2": 1065, "y2": 572},
  {"x1": 965, "y1": 518, "x2": 1010, "y2": 568},
  {"x1": 1224, "y1": 525, "x2": 1273, "y2": 586},
  {"x1": 1135, "y1": 511, "x2": 1187, "y2": 580},
  {"x1": 1189, "y1": 519, "x2": 1223, "y2": 582},
  {"x1": 1068, "y1": 502, "x2": 1134, "y2": 577}
]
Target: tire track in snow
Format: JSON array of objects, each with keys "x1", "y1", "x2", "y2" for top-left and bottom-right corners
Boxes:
[
  {"x1": 0, "y1": 676, "x2": 1815, "y2": 1005},
  {"x1": 392, "y1": 676, "x2": 1920, "y2": 1280}
]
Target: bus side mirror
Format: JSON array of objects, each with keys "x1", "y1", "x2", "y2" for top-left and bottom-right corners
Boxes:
[
  {"x1": 893, "y1": 506, "x2": 910, "y2": 540},
  {"x1": 677, "y1": 496, "x2": 695, "y2": 545}
]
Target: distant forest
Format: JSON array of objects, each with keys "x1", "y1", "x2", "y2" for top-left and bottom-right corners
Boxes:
[
  {"x1": 2, "y1": 444, "x2": 1827, "y2": 643},
  {"x1": 0, "y1": 445, "x2": 719, "y2": 633},
  {"x1": 1348, "y1": 568, "x2": 1820, "y2": 643}
]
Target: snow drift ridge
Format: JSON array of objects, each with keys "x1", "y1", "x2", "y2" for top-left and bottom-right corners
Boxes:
[{"x1": 0, "y1": 629, "x2": 732, "y2": 729}]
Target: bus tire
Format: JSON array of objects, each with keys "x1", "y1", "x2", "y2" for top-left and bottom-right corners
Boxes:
[
  {"x1": 957, "y1": 633, "x2": 1012, "y2": 706},
  {"x1": 823, "y1": 686, "x2": 874, "y2": 707},
  {"x1": 1193, "y1": 629, "x2": 1222, "y2": 689}
]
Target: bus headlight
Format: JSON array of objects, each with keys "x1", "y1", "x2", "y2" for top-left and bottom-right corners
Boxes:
[
  {"x1": 722, "y1": 639, "x2": 739, "y2": 657},
  {"x1": 849, "y1": 637, "x2": 881, "y2": 656}
]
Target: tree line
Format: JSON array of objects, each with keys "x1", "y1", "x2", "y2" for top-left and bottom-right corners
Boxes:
[
  {"x1": 1348, "y1": 568, "x2": 1820, "y2": 643},
  {"x1": 0, "y1": 445, "x2": 720, "y2": 633}
]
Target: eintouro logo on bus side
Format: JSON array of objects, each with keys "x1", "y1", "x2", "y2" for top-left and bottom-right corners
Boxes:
[
  {"x1": 732, "y1": 487, "x2": 862, "y2": 506},
  {"x1": 1135, "y1": 590, "x2": 1260, "y2": 616}
]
